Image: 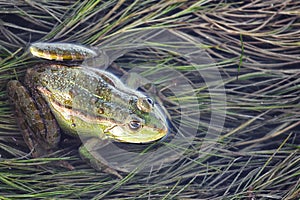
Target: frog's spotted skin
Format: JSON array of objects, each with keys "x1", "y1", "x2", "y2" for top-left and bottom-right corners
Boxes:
[
  {"x1": 7, "y1": 42, "x2": 168, "y2": 176},
  {"x1": 25, "y1": 64, "x2": 168, "y2": 143},
  {"x1": 7, "y1": 80, "x2": 60, "y2": 157}
]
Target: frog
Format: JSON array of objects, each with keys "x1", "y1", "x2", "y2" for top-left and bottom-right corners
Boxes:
[{"x1": 7, "y1": 42, "x2": 168, "y2": 178}]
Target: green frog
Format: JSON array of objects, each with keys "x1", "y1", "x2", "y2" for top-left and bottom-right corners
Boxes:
[{"x1": 7, "y1": 42, "x2": 168, "y2": 177}]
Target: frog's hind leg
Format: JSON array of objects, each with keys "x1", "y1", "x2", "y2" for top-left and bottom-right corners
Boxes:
[{"x1": 7, "y1": 80, "x2": 60, "y2": 157}]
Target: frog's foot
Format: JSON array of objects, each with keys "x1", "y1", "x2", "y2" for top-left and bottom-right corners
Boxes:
[
  {"x1": 79, "y1": 139, "x2": 123, "y2": 179},
  {"x1": 57, "y1": 160, "x2": 75, "y2": 170},
  {"x1": 82, "y1": 48, "x2": 110, "y2": 69}
]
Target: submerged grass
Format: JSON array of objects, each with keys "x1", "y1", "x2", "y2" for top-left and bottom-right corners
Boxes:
[{"x1": 0, "y1": 0, "x2": 299, "y2": 199}]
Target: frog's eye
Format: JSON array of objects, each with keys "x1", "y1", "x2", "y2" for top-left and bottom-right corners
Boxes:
[
  {"x1": 146, "y1": 97, "x2": 154, "y2": 106},
  {"x1": 129, "y1": 120, "x2": 142, "y2": 130},
  {"x1": 137, "y1": 97, "x2": 154, "y2": 113}
]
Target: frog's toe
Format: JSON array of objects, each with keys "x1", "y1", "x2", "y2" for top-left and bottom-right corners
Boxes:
[
  {"x1": 79, "y1": 139, "x2": 123, "y2": 179},
  {"x1": 103, "y1": 167, "x2": 123, "y2": 179}
]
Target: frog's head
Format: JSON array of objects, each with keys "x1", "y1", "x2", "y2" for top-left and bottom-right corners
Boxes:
[{"x1": 107, "y1": 105, "x2": 168, "y2": 143}]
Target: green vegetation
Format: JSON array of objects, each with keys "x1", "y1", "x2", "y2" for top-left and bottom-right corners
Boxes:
[{"x1": 0, "y1": 0, "x2": 299, "y2": 199}]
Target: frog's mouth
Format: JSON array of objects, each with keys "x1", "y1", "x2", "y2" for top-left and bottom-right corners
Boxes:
[{"x1": 106, "y1": 123, "x2": 168, "y2": 144}]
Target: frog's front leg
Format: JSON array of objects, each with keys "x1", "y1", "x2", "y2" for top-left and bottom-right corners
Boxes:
[
  {"x1": 79, "y1": 139, "x2": 123, "y2": 179},
  {"x1": 7, "y1": 80, "x2": 60, "y2": 157}
]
